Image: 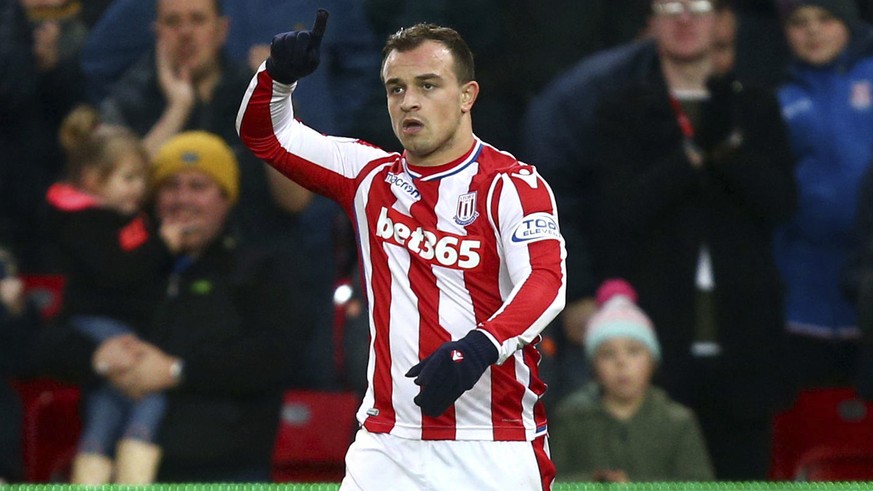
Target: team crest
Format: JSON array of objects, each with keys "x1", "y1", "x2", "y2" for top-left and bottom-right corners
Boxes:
[
  {"x1": 454, "y1": 192, "x2": 479, "y2": 226},
  {"x1": 851, "y1": 81, "x2": 872, "y2": 110}
]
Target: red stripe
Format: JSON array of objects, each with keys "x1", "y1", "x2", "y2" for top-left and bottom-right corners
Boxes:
[
  {"x1": 514, "y1": 172, "x2": 561, "y2": 436},
  {"x1": 467, "y1": 173, "x2": 523, "y2": 439},
  {"x1": 363, "y1": 170, "x2": 398, "y2": 433},
  {"x1": 239, "y1": 70, "x2": 350, "y2": 203},
  {"x1": 533, "y1": 435, "x2": 556, "y2": 490},
  {"x1": 486, "y1": 167, "x2": 562, "y2": 438},
  {"x1": 490, "y1": 359, "x2": 526, "y2": 440}
]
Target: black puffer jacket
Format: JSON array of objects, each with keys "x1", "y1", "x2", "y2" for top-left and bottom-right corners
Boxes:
[{"x1": 143, "y1": 233, "x2": 315, "y2": 480}]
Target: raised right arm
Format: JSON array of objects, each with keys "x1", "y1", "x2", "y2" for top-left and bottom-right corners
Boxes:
[{"x1": 236, "y1": 7, "x2": 392, "y2": 204}]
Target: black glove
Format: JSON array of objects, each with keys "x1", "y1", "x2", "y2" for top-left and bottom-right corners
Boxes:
[
  {"x1": 405, "y1": 330, "x2": 499, "y2": 417},
  {"x1": 265, "y1": 9, "x2": 329, "y2": 84},
  {"x1": 696, "y1": 74, "x2": 740, "y2": 152}
]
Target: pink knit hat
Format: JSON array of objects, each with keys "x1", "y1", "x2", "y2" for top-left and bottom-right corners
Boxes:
[{"x1": 585, "y1": 279, "x2": 661, "y2": 360}]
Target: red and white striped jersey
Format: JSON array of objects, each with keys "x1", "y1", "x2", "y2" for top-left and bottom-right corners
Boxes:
[{"x1": 237, "y1": 68, "x2": 566, "y2": 442}]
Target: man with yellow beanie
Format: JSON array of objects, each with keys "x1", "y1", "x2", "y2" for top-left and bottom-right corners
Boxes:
[
  {"x1": 60, "y1": 131, "x2": 316, "y2": 482},
  {"x1": 150, "y1": 131, "x2": 239, "y2": 256}
]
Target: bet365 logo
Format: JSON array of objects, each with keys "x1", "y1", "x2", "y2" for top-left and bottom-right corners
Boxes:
[{"x1": 375, "y1": 207, "x2": 481, "y2": 269}]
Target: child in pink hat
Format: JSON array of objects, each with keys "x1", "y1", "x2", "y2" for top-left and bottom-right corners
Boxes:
[{"x1": 550, "y1": 279, "x2": 714, "y2": 483}]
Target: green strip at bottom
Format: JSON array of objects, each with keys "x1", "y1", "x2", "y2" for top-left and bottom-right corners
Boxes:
[{"x1": 3, "y1": 482, "x2": 873, "y2": 491}]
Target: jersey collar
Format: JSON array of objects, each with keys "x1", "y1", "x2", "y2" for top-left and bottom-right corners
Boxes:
[{"x1": 402, "y1": 138, "x2": 483, "y2": 182}]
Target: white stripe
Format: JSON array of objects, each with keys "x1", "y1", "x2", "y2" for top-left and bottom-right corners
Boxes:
[{"x1": 387, "y1": 249, "x2": 422, "y2": 435}]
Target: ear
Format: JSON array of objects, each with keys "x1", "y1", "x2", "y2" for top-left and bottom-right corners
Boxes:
[{"x1": 460, "y1": 80, "x2": 479, "y2": 113}]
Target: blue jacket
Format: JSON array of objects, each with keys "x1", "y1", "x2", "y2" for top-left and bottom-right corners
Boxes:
[{"x1": 776, "y1": 23, "x2": 873, "y2": 338}]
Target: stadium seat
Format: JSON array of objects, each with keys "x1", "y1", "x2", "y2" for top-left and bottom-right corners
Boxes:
[
  {"x1": 12, "y1": 379, "x2": 81, "y2": 482},
  {"x1": 794, "y1": 446, "x2": 873, "y2": 481},
  {"x1": 19, "y1": 274, "x2": 66, "y2": 321},
  {"x1": 271, "y1": 390, "x2": 360, "y2": 483},
  {"x1": 12, "y1": 275, "x2": 79, "y2": 482},
  {"x1": 769, "y1": 387, "x2": 873, "y2": 480}
]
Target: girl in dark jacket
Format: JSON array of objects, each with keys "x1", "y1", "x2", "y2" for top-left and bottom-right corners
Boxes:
[{"x1": 45, "y1": 104, "x2": 182, "y2": 484}]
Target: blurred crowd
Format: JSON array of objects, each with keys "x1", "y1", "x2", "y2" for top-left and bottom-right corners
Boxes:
[{"x1": 4, "y1": 0, "x2": 873, "y2": 485}]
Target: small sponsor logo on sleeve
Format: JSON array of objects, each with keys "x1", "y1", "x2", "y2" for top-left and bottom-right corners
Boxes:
[{"x1": 511, "y1": 212, "x2": 560, "y2": 243}]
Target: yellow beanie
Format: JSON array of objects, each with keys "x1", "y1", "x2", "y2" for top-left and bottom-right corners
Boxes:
[{"x1": 152, "y1": 131, "x2": 240, "y2": 203}]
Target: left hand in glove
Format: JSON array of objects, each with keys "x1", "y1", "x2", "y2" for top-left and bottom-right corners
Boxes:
[{"x1": 405, "y1": 329, "x2": 499, "y2": 417}]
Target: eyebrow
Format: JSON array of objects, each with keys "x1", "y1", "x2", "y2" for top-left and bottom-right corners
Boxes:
[{"x1": 384, "y1": 73, "x2": 443, "y2": 86}]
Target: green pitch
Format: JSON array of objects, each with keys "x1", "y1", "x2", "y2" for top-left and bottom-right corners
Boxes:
[{"x1": 3, "y1": 483, "x2": 873, "y2": 491}]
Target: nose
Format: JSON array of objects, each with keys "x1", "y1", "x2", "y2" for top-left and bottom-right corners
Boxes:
[{"x1": 400, "y1": 89, "x2": 420, "y2": 112}]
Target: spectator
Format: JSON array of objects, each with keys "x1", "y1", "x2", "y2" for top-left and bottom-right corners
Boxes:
[
  {"x1": 98, "y1": 0, "x2": 246, "y2": 157},
  {"x1": 0, "y1": 0, "x2": 87, "y2": 273},
  {"x1": 83, "y1": 0, "x2": 383, "y2": 139},
  {"x1": 238, "y1": 17, "x2": 566, "y2": 489},
  {"x1": 48, "y1": 130, "x2": 316, "y2": 482},
  {"x1": 712, "y1": 2, "x2": 738, "y2": 73},
  {"x1": 45, "y1": 105, "x2": 185, "y2": 484},
  {"x1": 519, "y1": 2, "x2": 730, "y2": 409},
  {"x1": 0, "y1": 247, "x2": 43, "y2": 482},
  {"x1": 91, "y1": 0, "x2": 341, "y2": 389},
  {"x1": 550, "y1": 279, "x2": 714, "y2": 483},
  {"x1": 729, "y1": 1, "x2": 792, "y2": 89},
  {"x1": 588, "y1": 0, "x2": 796, "y2": 479},
  {"x1": 774, "y1": 0, "x2": 873, "y2": 390},
  {"x1": 520, "y1": 35, "x2": 660, "y2": 413}
]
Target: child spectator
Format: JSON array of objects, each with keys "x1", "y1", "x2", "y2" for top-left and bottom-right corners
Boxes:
[
  {"x1": 550, "y1": 279, "x2": 715, "y2": 483},
  {"x1": 45, "y1": 104, "x2": 183, "y2": 484},
  {"x1": 775, "y1": 0, "x2": 873, "y2": 389}
]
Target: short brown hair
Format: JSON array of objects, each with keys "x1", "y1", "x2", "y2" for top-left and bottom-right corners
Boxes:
[{"x1": 381, "y1": 23, "x2": 475, "y2": 84}]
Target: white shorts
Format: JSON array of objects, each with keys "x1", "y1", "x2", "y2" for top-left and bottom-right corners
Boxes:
[{"x1": 339, "y1": 429, "x2": 555, "y2": 491}]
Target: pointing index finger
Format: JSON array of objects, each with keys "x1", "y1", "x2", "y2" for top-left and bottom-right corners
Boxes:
[{"x1": 311, "y1": 9, "x2": 329, "y2": 38}]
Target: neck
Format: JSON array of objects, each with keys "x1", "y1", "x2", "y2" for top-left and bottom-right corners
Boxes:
[
  {"x1": 661, "y1": 56, "x2": 713, "y2": 92},
  {"x1": 405, "y1": 122, "x2": 475, "y2": 168},
  {"x1": 602, "y1": 390, "x2": 646, "y2": 421}
]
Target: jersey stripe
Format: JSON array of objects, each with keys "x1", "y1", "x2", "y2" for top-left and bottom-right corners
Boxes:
[{"x1": 363, "y1": 167, "x2": 399, "y2": 433}]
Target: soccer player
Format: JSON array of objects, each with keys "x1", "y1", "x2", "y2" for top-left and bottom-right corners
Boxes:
[{"x1": 236, "y1": 11, "x2": 566, "y2": 490}]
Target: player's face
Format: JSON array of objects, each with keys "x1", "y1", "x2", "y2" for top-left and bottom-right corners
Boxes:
[
  {"x1": 154, "y1": 170, "x2": 231, "y2": 253},
  {"x1": 650, "y1": 0, "x2": 717, "y2": 63},
  {"x1": 382, "y1": 40, "x2": 478, "y2": 167},
  {"x1": 99, "y1": 155, "x2": 148, "y2": 215},
  {"x1": 155, "y1": 0, "x2": 228, "y2": 79},
  {"x1": 785, "y1": 6, "x2": 850, "y2": 66},
  {"x1": 593, "y1": 337, "x2": 655, "y2": 405}
]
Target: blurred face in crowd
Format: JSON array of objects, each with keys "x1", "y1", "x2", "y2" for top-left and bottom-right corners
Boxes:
[
  {"x1": 785, "y1": 6, "x2": 850, "y2": 66},
  {"x1": 98, "y1": 156, "x2": 149, "y2": 215},
  {"x1": 712, "y1": 7, "x2": 737, "y2": 74},
  {"x1": 650, "y1": 0, "x2": 717, "y2": 63},
  {"x1": 593, "y1": 337, "x2": 655, "y2": 404},
  {"x1": 154, "y1": 170, "x2": 231, "y2": 254},
  {"x1": 382, "y1": 40, "x2": 478, "y2": 167},
  {"x1": 154, "y1": 0, "x2": 229, "y2": 80}
]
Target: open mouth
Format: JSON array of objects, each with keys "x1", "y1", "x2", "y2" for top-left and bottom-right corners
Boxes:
[{"x1": 401, "y1": 119, "x2": 424, "y2": 134}]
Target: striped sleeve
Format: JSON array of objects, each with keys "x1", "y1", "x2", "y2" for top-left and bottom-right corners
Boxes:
[{"x1": 481, "y1": 164, "x2": 567, "y2": 364}]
